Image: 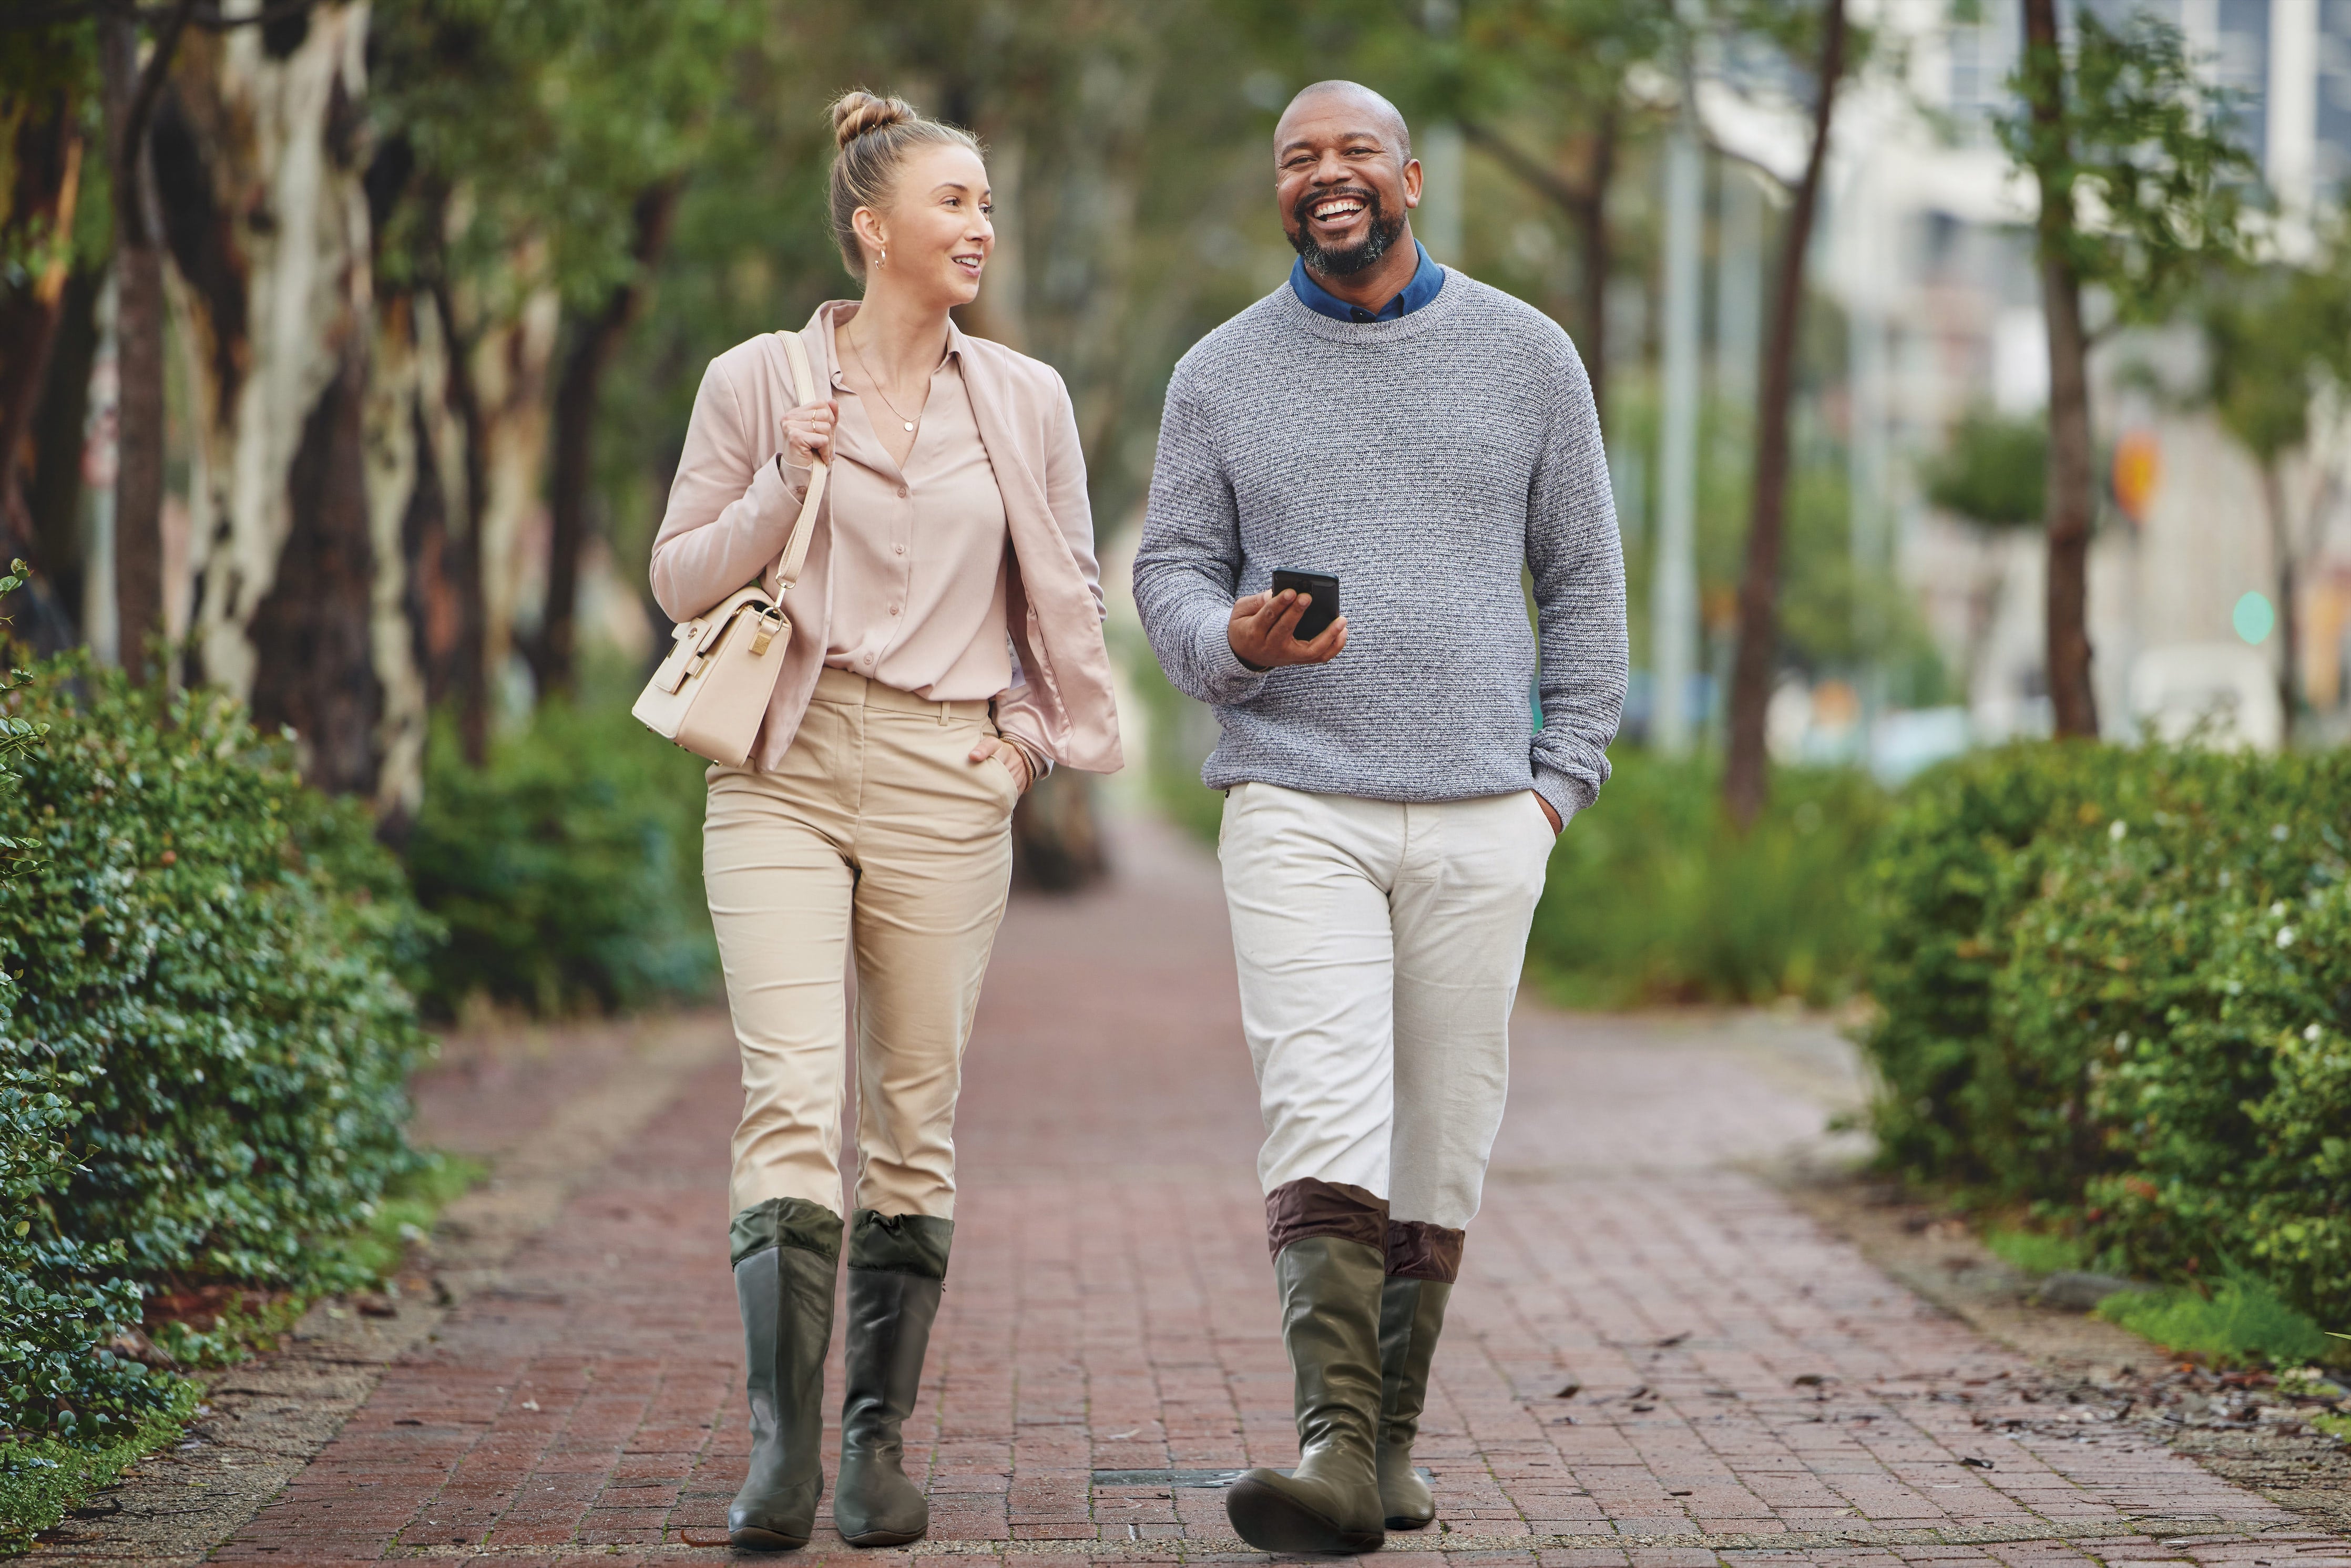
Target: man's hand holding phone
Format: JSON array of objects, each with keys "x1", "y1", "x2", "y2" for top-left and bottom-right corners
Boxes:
[{"x1": 1228, "y1": 588, "x2": 1347, "y2": 670}]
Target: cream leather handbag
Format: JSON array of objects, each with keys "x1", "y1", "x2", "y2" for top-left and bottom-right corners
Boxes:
[{"x1": 633, "y1": 330, "x2": 830, "y2": 766}]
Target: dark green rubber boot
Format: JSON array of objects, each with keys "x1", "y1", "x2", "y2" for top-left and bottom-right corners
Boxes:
[
  {"x1": 727, "y1": 1198, "x2": 843, "y2": 1551},
  {"x1": 1375, "y1": 1276, "x2": 1452, "y2": 1529},
  {"x1": 833, "y1": 1211, "x2": 953, "y2": 1547},
  {"x1": 1225, "y1": 1236, "x2": 1388, "y2": 1554}
]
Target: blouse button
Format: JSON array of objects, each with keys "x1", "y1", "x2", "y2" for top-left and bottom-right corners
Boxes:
[
  {"x1": 894, "y1": 544, "x2": 905, "y2": 556},
  {"x1": 890, "y1": 604, "x2": 901, "y2": 616},
  {"x1": 897, "y1": 485, "x2": 909, "y2": 499}
]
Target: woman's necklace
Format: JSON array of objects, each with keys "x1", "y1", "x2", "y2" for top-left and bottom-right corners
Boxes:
[{"x1": 844, "y1": 329, "x2": 922, "y2": 434}]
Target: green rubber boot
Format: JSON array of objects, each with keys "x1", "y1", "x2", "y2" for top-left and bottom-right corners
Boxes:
[
  {"x1": 1225, "y1": 1236, "x2": 1388, "y2": 1554},
  {"x1": 833, "y1": 1212, "x2": 953, "y2": 1547},
  {"x1": 1375, "y1": 1276, "x2": 1452, "y2": 1530},
  {"x1": 727, "y1": 1199, "x2": 842, "y2": 1551}
]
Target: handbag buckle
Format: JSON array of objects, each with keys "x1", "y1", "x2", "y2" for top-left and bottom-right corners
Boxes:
[{"x1": 749, "y1": 604, "x2": 786, "y2": 656}]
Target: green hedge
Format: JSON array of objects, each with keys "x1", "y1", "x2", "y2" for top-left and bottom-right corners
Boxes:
[
  {"x1": 403, "y1": 689, "x2": 715, "y2": 1017},
  {"x1": 1527, "y1": 752, "x2": 1886, "y2": 1008},
  {"x1": 1, "y1": 659, "x2": 434, "y2": 1439},
  {"x1": 1860, "y1": 742, "x2": 2351, "y2": 1326}
]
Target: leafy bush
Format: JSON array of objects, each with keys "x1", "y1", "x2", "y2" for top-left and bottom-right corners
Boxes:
[
  {"x1": 0, "y1": 633, "x2": 181, "y2": 1445},
  {"x1": 403, "y1": 685, "x2": 715, "y2": 1016},
  {"x1": 0, "y1": 660, "x2": 436, "y2": 1303},
  {"x1": 1526, "y1": 751, "x2": 1887, "y2": 1008},
  {"x1": 1860, "y1": 742, "x2": 2351, "y2": 1330}
]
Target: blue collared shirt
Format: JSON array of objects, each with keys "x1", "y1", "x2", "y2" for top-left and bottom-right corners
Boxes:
[{"x1": 1289, "y1": 240, "x2": 1445, "y2": 323}]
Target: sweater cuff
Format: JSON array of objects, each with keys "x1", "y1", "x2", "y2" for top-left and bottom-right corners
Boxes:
[
  {"x1": 1197, "y1": 613, "x2": 1272, "y2": 706},
  {"x1": 1530, "y1": 766, "x2": 1594, "y2": 831}
]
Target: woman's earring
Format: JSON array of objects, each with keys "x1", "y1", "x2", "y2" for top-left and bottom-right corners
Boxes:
[{"x1": 877, "y1": 245, "x2": 887, "y2": 268}]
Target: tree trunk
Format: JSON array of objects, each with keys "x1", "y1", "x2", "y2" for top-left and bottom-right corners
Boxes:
[
  {"x1": 24, "y1": 266, "x2": 103, "y2": 650},
  {"x1": 1573, "y1": 103, "x2": 1616, "y2": 429},
  {"x1": 534, "y1": 180, "x2": 680, "y2": 699},
  {"x1": 99, "y1": 3, "x2": 191, "y2": 681},
  {"x1": 0, "y1": 89, "x2": 89, "y2": 650},
  {"x1": 0, "y1": 93, "x2": 83, "y2": 541},
  {"x1": 1723, "y1": 0, "x2": 1846, "y2": 829},
  {"x1": 1457, "y1": 112, "x2": 1614, "y2": 424},
  {"x1": 2261, "y1": 459, "x2": 2297, "y2": 742},
  {"x1": 2022, "y1": 0, "x2": 2101, "y2": 739},
  {"x1": 162, "y1": 4, "x2": 424, "y2": 802}
]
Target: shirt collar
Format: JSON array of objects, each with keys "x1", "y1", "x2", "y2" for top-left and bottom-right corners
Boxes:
[
  {"x1": 820, "y1": 299, "x2": 964, "y2": 391},
  {"x1": 1288, "y1": 240, "x2": 1445, "y2": 323}
]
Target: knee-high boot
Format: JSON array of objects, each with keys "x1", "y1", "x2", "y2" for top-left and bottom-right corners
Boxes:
[
  {"x1": 833, "y1": 1211, "x2": 953, "y2": 1547},
  {"x1": 1375, "y1": 1276, "x2": 1452, "y2": 1529},
  {"x1": 728, "y1": 1198, "x2": 842, "y2": 1551},
  {"x1": 1225, "y1": 1236, "x2": 1388, "y2": 1554}
]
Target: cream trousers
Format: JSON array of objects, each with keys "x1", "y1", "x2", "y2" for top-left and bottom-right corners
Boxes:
[
  {"x1": 1218, "y1": 781, "x2": 1554, "y2": 1234},
  {"x1": 705, "y1": 667, "x2": 1019, "y2": 1221}
]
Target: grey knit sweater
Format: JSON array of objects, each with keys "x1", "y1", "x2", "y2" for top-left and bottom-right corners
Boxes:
[{"x1": 1132, "y1": 271, "x2": 1627, "y2": 824}]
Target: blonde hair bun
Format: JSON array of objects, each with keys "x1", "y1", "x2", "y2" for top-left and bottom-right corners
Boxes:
[
  {"x1": 822, "y1": 91, "x2": 984, "y2": 282},
  {"x1": 831, "y1": 91, "x2": 917, "y2": 149}
]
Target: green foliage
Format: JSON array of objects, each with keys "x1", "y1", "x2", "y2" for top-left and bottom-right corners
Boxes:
[
  {"x1": 1527, "y1": 751, "x2": 1886, "y2": 1008},
  {"x1": 1924, "y1": 408, "x2": 2047, "y2": 528},
  {"x1": 404, "y1": 685, "x2": 715, "y2": 1016},
  {"x1": 0, "y1": 1385, "x2": 198, "y2": 1552},
  {"x1": 1984, "y1": 1226, "x2": 2089, "y2": 1276},
  {"x1": 0, "y1": 578, "x2": 171, "y2": 1444},
  {"x1": 370, "y1": 0, "x2": 758, "y2": 311},
  {"x1": 1998, "y1": 12, "x2": 2261, "y2": 329},
  {"x1": 2097, "y1": 1275, "x2": 2336, "y2": 1368},
  {"x1": 1124, "y1": 633, "x2": 1229, "y2": 850},
  {"x1": 0, "y1": 659, "x2": 437, "y2": 1307},
  {"x1": 1859, "y1": 742, "x2": 2351, "y2": 1331}
]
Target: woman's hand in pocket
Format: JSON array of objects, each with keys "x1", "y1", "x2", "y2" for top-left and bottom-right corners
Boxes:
[{"x1": 969, "y1": 734, "x2": 1033, "y2": 795}]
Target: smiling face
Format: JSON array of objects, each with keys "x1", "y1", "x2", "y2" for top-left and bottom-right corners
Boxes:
[
  {"x1": 1274, "y1": 85, "x2": 1419, "y2": 279},
  {"x1": 852, "y1": 142, "x2": 994, "y2": 308}
]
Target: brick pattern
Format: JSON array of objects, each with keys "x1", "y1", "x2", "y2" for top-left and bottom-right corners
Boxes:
[{"x1": 208, "y1": 825, "x2": 2345, "y2": 1566}]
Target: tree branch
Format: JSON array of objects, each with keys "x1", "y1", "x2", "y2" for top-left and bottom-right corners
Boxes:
[
  {"x1": 118, "y1": 0, "x2": 199, "y2": 212},
  {"x1": 1457, "y1": 117, "x2": 1597, "y2": 217}
]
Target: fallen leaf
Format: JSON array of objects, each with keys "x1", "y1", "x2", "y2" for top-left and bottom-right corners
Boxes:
[{"x1": 1554, "y1": 1380, "x2": 1582, "y2": 1399}]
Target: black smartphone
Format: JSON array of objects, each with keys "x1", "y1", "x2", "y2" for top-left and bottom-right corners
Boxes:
[{"x1": 1269, "y1": 570, "x2": 1340, "y2": 642}]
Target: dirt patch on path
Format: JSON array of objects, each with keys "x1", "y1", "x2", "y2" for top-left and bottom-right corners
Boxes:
[{"x1": 1784, "y1": 1171, "x2": 2351, "y2": 1540}]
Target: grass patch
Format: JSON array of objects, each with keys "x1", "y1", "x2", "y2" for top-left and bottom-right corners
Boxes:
[
  {"x1": 2094, "y1": 1274, "x2": 2339, "y2": 1368},
  {"x1": 1984, "y1": 1227, "x2": 2091, "y2": 1276},
  {"x1": 330, "y1": 1151, "x2": 487, "y2": 1285},
  {"x1": 0, "y1": 1381, "x2": 200, "y2": 1554}
]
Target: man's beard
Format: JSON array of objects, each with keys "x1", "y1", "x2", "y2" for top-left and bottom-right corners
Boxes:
[{"x1": 1288, "y1": 186, "x2": 1406, "y2": 278}]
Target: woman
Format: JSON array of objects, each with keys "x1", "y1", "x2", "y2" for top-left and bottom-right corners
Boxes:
[{"x1": 649, "y1": 90, "x2": 1122, "y2": 1552}]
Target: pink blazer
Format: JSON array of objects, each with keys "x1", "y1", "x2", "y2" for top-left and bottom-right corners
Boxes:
[{"x1": 649, "y1": 304, "x2": 1124, "y2": 775}]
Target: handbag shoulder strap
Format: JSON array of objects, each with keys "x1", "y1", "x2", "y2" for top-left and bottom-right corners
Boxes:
[{"x1": 771, "y1": 329, "x2": 829, "y2": 591}]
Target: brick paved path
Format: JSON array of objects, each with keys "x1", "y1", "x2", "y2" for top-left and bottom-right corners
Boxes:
[{"x1": 210, "y1": 824, "x2": 2340, "y2": 1567}]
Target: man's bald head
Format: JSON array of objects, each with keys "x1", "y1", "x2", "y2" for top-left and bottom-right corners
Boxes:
[{"x1": 1276, "y1": 80, "x2": 1412, "y2": 163}]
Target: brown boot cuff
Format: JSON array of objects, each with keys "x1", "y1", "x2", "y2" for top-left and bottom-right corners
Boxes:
[
  {"x1": 1265, "y1": 1178, "x2": 1388, "y2": 1258},
  {"x1": 1384, "y1": 1219, "x2": 1464, "y2": 1282}
]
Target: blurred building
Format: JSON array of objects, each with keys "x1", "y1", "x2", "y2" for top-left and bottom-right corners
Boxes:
[{"x1": 1714, "y1": 0, "x2": 2351, "y2": 758}]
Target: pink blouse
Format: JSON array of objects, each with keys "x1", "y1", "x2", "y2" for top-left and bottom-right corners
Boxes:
[{"x1": 780, "y1": 303, "x2": 1044, "y2": 768}]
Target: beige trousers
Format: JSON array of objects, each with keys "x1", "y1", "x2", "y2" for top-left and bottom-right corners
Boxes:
[
  {"x1": 705, "y1": 667, "x2": 1019, "y2": 1221},
  {"x1": 1218, "y1": 782, "x2": 1553, "y2": 1236}
]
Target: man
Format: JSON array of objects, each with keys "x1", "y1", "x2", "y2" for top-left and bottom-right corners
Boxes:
[{"x1": 1131, "y1": 80, "x2": 1626, "y2": 1554}]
